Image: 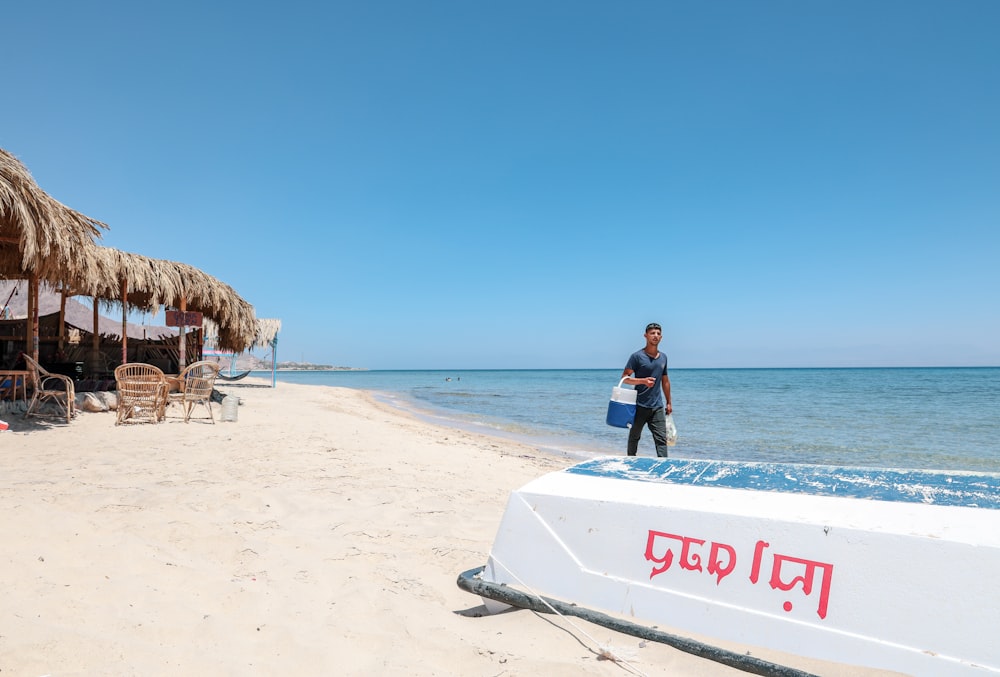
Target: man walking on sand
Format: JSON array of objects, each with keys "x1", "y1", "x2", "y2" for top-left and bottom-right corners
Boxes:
[{"x1": 621, "y1": 322, "x2": 672, "y2": 457}]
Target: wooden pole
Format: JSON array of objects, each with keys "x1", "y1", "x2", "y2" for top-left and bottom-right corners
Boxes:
[
  {"x1": 92, "y1": 297, "x2": 100, "y2": 373},
  {"x1": 121, "y1": 277, "x2": 128, "y2": 365},
  {"x1": 178, "y1": 296, "x2": 187, "y2": 370},
  {"x1": 24, "y1": 276, "x2": 34, "y2": 358},
  {"x1": 58, "y1": 289, "x2": 67, "y2": 356},
  {"x1": 30, "y1": 274, "x2": 39, "y2": 363}
]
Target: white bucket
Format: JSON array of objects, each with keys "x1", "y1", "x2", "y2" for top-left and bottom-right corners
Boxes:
[{"x1": 220, "y1": 395, "x2": 239, "y2": 422}]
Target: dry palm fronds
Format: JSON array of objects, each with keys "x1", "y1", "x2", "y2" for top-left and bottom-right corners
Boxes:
[
  {"x1": 0, "y1": 148, "x2": 107, "y2": 284},
  {"x1": 253, "y1": 318, "x2": 281, "y2": 347},
  {"x1": 1, "y1": 149, "x2": 258, "y2": 354},
  {"x1": 79, "y1": 249, "x2": 258, "y2": 353}
]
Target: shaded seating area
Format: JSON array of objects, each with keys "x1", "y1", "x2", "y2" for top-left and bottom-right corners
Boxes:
[
  {"x1": 23, "y1": 354, "x2": 75, "y2": 423},
  {"x1": 3, "y1": 146, "x2": 275, "y2": 430},
  {"x1": 166, "y1": 360, "x2": 221, "y2": 423},
  {"x1": 114, "y1": 363, "x2": 168, "y2": 425},
  {"x1": 1, "y1": 284, "x2": 185, "y2": 384}
]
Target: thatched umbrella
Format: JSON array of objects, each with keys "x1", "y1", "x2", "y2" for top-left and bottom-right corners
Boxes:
[
  {"x1": 203, "y1": 317, "x2": 281, "y2": 386},
  {"x1": 254, "y1": 319, "x2": 282, "y2": 348},
  {"x1": 254, "y1": 318, "x2": 282, "y2": 387},
  {"x1": 1, "y1": 148, "x2": 107, "y2": 360}
]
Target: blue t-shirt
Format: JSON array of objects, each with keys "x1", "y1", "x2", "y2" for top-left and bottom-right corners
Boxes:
[{"x1": 625, "y1": 349, "x2": 668, "y2": 409}]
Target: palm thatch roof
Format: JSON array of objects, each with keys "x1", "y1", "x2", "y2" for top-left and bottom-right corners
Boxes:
[
  {"x1": 0, "y1": 148, "x2": 106, "y2": 282},
  {"x1": 166, "y1": 260, "x2": 257, "y2": 352},
  {"x1": 69, "y1": 246, "x2": 175, "y2": 310},
  {"x1": 204, "y1": 317, "x2": 281, "y2": 350},
  {"x1": 254, "y1": 319, "x2": 282, "y2": 347},
  {"x1": 1, "y1": 149, "x2": 261, "y2": 355},
  {"x1": 69, "y1": 247, "x2": 258, "y2": 353}
]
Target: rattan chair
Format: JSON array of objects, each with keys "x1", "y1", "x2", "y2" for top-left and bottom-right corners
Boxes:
[
  {"x1": 114, "y1": 363, "x2": 168, "y2": 425},
  {"x1": 166, "y1": 360, "x2": 221, "y2": 423},
  {"x1": 23, "y1": 354, "x2": 76, "y2": 424}
]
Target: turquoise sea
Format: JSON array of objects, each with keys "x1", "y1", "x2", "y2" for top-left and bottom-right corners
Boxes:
[{"x1": 268, "y1": 368, "x2": 1000, "y2": 473}]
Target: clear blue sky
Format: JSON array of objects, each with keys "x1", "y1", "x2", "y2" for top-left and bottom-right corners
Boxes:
[{"x1": 4, "y1": 1, "x2": 998, "y2": 369}]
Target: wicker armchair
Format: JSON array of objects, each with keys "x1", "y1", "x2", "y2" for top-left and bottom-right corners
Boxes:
[
  {"x1": 23, "y1": 354, "x2": 76, "y2": 423},
  {"x1": 166, "y1": 360, "x2": 221, "y2": 423},
  {"x1": 114, "y1": 363, "x2": 168, "y2": 425}
]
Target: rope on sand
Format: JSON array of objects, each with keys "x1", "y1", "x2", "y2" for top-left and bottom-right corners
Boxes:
[
  {"x1": 480, "y1": 556, "x2": 648, "y2": 675},
  {"x1": 456, "y1": 563, "x2": 819, "y2": 677}
]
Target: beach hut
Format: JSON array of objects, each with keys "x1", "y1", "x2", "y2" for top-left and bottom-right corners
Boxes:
[
  {"x1": 54, "y1": 246, "x2": 175, "y2": 371},
  {"x1": 68, "y1": 247, "x2": 258, "y2": 370},
  {"x1": 5, "y1": 245, "x2": 257, "y2": 375},
  {"x1": 3, "y1": 148, "x2": 256, "y2": 375},
  {"x1": 0, "y1": 148, "x2": 107, "y2": 361}
]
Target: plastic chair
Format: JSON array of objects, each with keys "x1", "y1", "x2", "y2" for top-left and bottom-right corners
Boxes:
[
  {"x1": 166, "y1": 361, "x2": 221, "y2": 423},
  {"x1": 23, "y1": 355, "x2": 76, "y2": 424},
  {"x1": 114, "y1": 363, "x2": 168, "y2": 425}
]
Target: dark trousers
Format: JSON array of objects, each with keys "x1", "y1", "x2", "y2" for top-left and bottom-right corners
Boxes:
[{"x1": 627, "y1": 405, "x2": 669, "y2": 457}]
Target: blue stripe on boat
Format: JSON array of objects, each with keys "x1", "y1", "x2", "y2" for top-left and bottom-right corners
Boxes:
[{"x1": 565, "y1": 457, "x2": 1000, "y2": 510}]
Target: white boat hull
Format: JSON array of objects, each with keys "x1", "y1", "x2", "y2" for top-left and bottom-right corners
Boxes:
[{"x1": 482, "y1": 457, "x2": 1000, "y2": 675}]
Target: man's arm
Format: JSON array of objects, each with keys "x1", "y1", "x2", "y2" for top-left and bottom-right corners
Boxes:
[
  {"x1": 661, "y1": 373, "x2": 672, "y2": 414},
  {"x1": 622, "y1": 367, "x2": 655, "y2": 388}
]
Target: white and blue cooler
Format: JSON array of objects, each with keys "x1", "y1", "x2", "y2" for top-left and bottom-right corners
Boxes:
[{"x1": 605, "y1": 378, "x2": 636, "y2": 428}]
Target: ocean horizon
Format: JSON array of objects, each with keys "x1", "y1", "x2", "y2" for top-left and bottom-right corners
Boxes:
[{"x1": 257, "y1": 367, "x2": 1000, "y2": 474}]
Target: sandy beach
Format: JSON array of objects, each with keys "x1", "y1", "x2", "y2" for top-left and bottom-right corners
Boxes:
[{"x1": 0, "y1": 380, "x2": 896, "y2": 676}]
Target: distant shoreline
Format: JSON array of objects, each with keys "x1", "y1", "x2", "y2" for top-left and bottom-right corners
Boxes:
[{"x1": 266, "y1": 367, "x2": 368, "y2": 372}]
